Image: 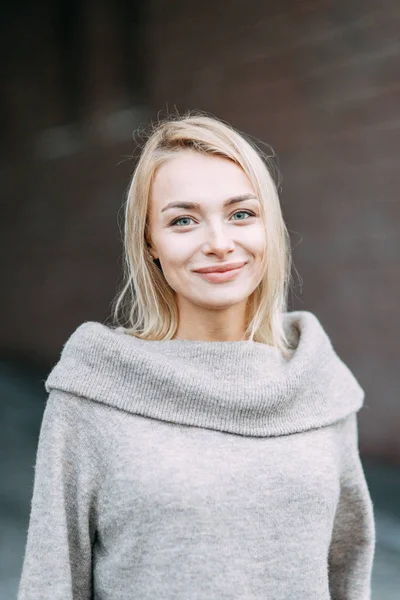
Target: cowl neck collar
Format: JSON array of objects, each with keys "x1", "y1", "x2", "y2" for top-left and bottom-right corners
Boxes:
[{"x1": 45, "y1": 311, "x2": 364, "y2": 436}]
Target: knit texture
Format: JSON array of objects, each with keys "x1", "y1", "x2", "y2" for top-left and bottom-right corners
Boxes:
[{"x1": 18, "y1": 310, "x2": 375, "y2": 600}]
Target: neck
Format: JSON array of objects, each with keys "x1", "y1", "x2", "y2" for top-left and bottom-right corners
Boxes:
[{"x1": 174, "y1": 297, "x2": 250, "y2": 342}]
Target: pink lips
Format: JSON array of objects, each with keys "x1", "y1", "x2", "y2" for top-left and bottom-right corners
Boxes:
[
  {"x1": 194, "y1": 263, "x2": 246, "y2": 283},
  {"x1": 193, "y1": 261, "x2": 247, "y2": 274}
]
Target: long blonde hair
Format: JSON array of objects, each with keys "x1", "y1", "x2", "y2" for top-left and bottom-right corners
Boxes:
[{"x1": 112, "y1": 111, "x2": 295, "y2": 358}]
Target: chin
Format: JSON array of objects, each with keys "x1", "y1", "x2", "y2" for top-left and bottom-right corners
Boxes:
[{"x1": 192, "y1": 290, "x2": 251, "y2": 309}]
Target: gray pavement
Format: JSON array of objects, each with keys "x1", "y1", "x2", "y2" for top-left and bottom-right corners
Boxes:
[{"x1": 1, "y1": 360, "x2": 399, "y2": 599}]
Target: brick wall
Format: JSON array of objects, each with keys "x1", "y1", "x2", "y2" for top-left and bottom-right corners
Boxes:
[
  {"x1": 2, "y1": 0, "x2": 399, "y2": 459},
  {"x1": 147, "y1": 0, "x2": 400, "y2": 459}
]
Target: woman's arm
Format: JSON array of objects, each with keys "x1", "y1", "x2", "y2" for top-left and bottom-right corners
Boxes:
[
  {"x1": 18, "y1": 390, "x2": 101, "y2": 600},
  {"x1": 328, "y1": 412, "x2": 376, "y2": 600}
]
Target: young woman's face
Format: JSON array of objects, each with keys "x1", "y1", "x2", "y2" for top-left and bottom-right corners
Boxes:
[{"x1": 148, "y1": 150, "x2": 267, "y2": 313}]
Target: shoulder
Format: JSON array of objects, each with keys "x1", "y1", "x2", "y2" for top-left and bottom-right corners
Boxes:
[
  {"x1": 282, "y1": 309, "x2": 333, "y2": 350},
  {"x1": 44, "y1": 321, "x2": 128, "y2": 392},
  {"x1": 59, "y1": 320, "x2": 120, "y2": 351},
  {"x1": 58, "y1": 320, "x2": 139, "y2": 359},
  {"x1": 283, "y1": 309, "x2": 328, "y2": 332},
  {"x1": 43, "y1": 387, "x2": 118, "y2": 433},
  {"x1": 41, "y1": 388, "x2": 127, "y2": 462}
]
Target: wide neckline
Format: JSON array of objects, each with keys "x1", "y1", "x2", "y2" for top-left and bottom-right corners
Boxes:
[
  {"x1": 46, "y1": 310, "x2": 365, "y2": 437},
  {"x1": 116, "y1": 327, "x2": 280, "y2": 351}
]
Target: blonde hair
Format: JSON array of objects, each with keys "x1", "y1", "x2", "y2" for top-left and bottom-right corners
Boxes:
[{"x1": 112, "y1": 111, "x2": 295, "y2": 358}]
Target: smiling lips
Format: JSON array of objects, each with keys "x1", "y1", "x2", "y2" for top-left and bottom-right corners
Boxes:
[
  {"x1": 194, "y1": 262, "x2": 247, "y2": 283},
  {"x1": 193, "y1": 260, "x2": 248, "y2": 274}
]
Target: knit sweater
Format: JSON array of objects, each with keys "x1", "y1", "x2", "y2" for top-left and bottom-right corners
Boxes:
[{"x1": 18, "y1": 310, "x2": 375, "y2": 600}]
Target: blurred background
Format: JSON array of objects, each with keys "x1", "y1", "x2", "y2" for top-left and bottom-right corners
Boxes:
[{"x1": 1, "y1": 0, "x2": 399, "y2": 597}]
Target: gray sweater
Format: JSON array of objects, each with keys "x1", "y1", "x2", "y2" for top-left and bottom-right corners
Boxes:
[{"x1": 18, "y1": 310, "x2": 375, "y2": 600}]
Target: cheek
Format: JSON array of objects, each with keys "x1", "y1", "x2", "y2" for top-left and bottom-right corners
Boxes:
[
  {"x1": 243, "y1": 224, "x2": 267, "y2": 254},
  {"x1": 159, "y1": 240, "x2": 193, "y2": 268}
]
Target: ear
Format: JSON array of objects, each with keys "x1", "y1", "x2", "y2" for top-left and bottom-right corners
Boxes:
[{"x1": 146, "y1": 241, "x2": 158, "y2": 261}]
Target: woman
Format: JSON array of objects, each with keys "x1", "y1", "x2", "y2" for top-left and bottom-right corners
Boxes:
[{"x1": 18, "y1": 113, "x2": 375, "y2": 599}]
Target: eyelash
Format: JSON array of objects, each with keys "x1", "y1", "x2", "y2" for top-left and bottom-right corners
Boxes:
[{"x1": 169, "y1": 210, "x2": 257, "y2": 228}]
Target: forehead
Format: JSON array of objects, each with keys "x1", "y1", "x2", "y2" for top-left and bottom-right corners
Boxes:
[{"x1": 151, "y1": 150, "x2": 255, "y2": 206}]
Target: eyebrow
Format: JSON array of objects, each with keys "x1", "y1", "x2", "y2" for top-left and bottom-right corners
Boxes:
[{"x1": 161, "y1": 193, "x2": 259, "y2": 213}]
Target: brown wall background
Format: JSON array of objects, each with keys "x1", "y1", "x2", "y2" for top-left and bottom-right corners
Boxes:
[{"x1": 1, "y1": 0, "x2": 399, "y2": 460}]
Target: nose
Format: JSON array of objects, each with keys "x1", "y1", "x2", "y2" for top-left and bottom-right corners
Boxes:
[{"x1": 202, "y1": 223, "x2": 235, "y2": 257}]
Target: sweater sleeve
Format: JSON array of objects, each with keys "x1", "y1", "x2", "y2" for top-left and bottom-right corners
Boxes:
[
  {"x1": 18, "y1": 390, "x2": 101, "y2": 600},
  {"x1": 328, "y1": 412, "x2": 376, "y2": 600}
]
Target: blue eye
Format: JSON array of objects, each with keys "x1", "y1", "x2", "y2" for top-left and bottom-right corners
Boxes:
[
  {"x1": 170, "y1": 216, "x2": 194, "y2": 227},
  {"x1": 232, "y1": 210, "x2": 253, "y2": 220},
  {"x1": 169, "y1": 210, "x2": 255, "y2": 228}
]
